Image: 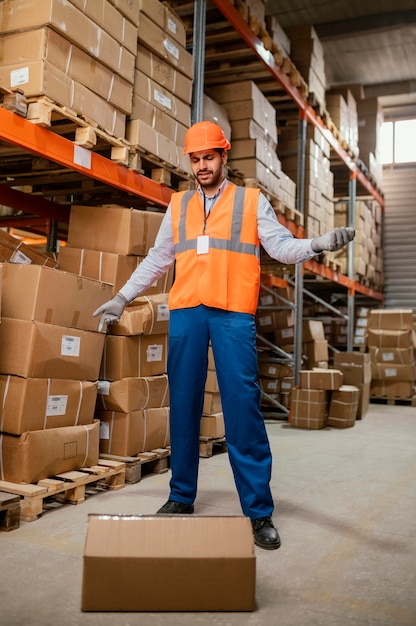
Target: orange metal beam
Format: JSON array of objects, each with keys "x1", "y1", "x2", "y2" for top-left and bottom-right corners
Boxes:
[
  {"x1": 210, "y1": 0, "x2": 384, "y2": 208},
  {"x1": 0, "y1": 107, "x2": 173, "y2": 208},
  {"x1": 304, "y1": 259, "x2": 384, "y2": 302}
]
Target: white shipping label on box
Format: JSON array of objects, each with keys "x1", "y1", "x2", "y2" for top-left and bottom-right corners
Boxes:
[
  {"x1": 61, "y1": 336, "x2": 81, "y2": 357},
  {"x1": 46, "y1": 395, "x2": 68, "y2": 416},
  {"x1": 382, "y1": 352, "x2": 394, "y2": 362},
  {"x1": 259, "y1": 316, "x2": 272, "y2": 327},
  {"x1": 154, "y1": 89, "x2": 172, "y2": 110},
  {"x1": 164, "y1": 38, "x2": 179, "y2": 60},
  {"x1": 157, "y1": 304, "x2": 169, "y2": 322},
  {"x1": 147, "y1": 344, "x2": 163, "y2": 362},
  {"x1": 98, "y1": 380, "x2": 111, "y2": 395},
  {"x1": 100, "y1": 422, "x2": 110, "y2": 439},
  {"x1": 10, "y1": 250, "x2": 31, "y2": 264},
  {"x1": 10, "y1": 66, "x2": 29, "y2": 87}
]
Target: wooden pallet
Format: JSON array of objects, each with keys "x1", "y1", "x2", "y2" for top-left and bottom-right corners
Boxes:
[
  {"x1": 0, "y1": 491, "x2": 21, "y2": 532},
  {"x1": 100, "y1": 447, "x2": 171, "y2": 484},
  {"x1": 199, "y1": 436, "x2": 227, "y2": 458},
  {"x1": 0, "y1": 459, "x2": 125, "y2": 522},
  {"x1": 370, "y1": 395, "x2": 416, "y2": 407}
]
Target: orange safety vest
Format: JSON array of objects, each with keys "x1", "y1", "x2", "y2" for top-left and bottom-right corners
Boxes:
[{"x1": 169, "y1": 183, "x2": 261, "y2": 314}]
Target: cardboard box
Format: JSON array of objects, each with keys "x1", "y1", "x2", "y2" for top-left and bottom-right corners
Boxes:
[
  {"x1": 369, "y1": 308, "x2": 414, "y2": 331},
  {"x1": 302, "y1": 340, "x2": 329, "y2": 366},
  {"x1": 200, "y1": 412, "x2": 225, "y2": 439},
  {"x1": 367, "y1": 328, "x2": 415, "y2": 349},
  {"x1": 70, "y1": 0, "x2": 137, "y2": 53},
  {"x1": 109, "y1": 294, "x2": 169, "y2": 336},
  {"x1": 133, "y1": 69, "x2": 191, "y2": 127},
  {"x1": 136, "y1": 43, "x2": 192, "y2": 104},
  {"x1": 299, "y1": 368, "x2": 343, "y2": 390},
  {"x1": 0, "y1": 0, "x2": 135, "y2": 82},
  {"x1": 0, "y1": 27, "x2": 134, "y2": 113},
  {"x1": 303, "y1": 320, "x2": 326, "y2": 342},
  {"x1": 58, "y1": 247, "x2": 174, "y2": 296},
  {"x1": 0, "y1": 318, "x2": 105, "y2": 380},
  {"x1": 81, "y1": 515, "x2": 255, "y2": 611},
  {"x1": 371, "y1": 363, "x2": 415, "y2": 382},
  {"x1": 332, "y1": 352, "x2": 372, "y2": 419},
  {"x1": 96, "y1": 375, "x2": 169, "y2": 412},
  {"x1": 137, "y1": 0, "x2": 187, "y2": 48},
  {"x1": 327, "y1": 385, "x2": 359, "y2": 428},
  {"x1": 203, "y1": 391, "x2": 222, "y2": 415},
  {"x1": 0, "y1": 420, "x2": 100, "y2": 484},
  {"x1": 289, "y1": 388, "x2": 328, "y2": 429},
  {"x1": 370, "y1": 380, "x2": 415, "y2": 399},
  {"x1": 98, "y1": 407, "x2": 170, "y2": 456},
  {"x1": 0, "y1": 229, "x2": 57, "y2": 267},
  {"x1": 0, "y1": 376, "x2": 97, "y2": 435},
  {"x1": 100, "y1": 333, "x2": 168, "y2": 380},
  {"x1": 0, "y1": 264, "x2": 112, "y2": 332},
  {"x1": 369, "y1": 346, "x2": 415, "y2": 365},
  {"x1": 129, "y1": 93, "x2": 188, "y2": 144},
  {"x1": 205, "y1": 369, "x2": 220, "y2": 393},
  {"x1": 67, "y1": 206, "x2": 164, "y2": 256},
  {"x1": 137, "y1": 12, "x2": 194, "y2": 80}
]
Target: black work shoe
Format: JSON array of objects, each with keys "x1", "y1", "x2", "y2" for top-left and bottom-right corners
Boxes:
[
  {"x1": 251, "y1": 517, "x2": 281, "y2": 550},
  {"x1": 156, "y1": 499, "x2": 194, "y2": 515}
]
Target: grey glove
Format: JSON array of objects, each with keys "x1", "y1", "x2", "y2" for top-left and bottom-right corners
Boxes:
[
  {"x1": 93, "y1": 293, "x2": 128, "y2": 332},
  {"x1": 312, "y1": 227, "x2": 355, "y2": 253}
]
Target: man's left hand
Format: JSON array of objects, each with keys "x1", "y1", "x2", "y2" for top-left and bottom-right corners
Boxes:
[{"x1": 312, "y1": 227, "x2": 355, "y2": 253}]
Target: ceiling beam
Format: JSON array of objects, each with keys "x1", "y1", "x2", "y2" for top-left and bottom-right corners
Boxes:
[
  {"x1": 364, "y1": 79, "x2": 416, "y2": 98},
  {"x1": 315, "y1": 11, "x2": 416, "y2": 39}
]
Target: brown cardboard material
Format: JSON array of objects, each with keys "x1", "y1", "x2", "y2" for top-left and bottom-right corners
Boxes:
[
  {"x1": 137, "y1": 12, "x2": 194, "y2": 79},
  {"x1": 371, "y1": 363, "x2": 415, "y2": 382},
  {"x1": 203, "y1": 391, "x2": 222, "y2": 415},
  {"x1": 0, "y1": 229, "x2": 57, "y2": 267},
  {"x1": 303, "y1": 319, "x2": 326, "y2": 342},
  {"x1": 205, "y1": 369, "x2": 220, "y2": 393},
  {"x1": 367, "y1": 329, "x2": 415, "y2": 349},
  {"x1": 135, "y1": 44, "x2": 192, "y2": 104},
  {"x1": 328, "y1": 385, "x2": 359, "y2": 428},
  {"x1": 96, "y1": 375, "x2": 169, "y2": 412},
  {"x1": 109, "y1": 294, "x2": 169, "y2": 336},
  {"x1": 133, "y1": 69, "x2": 191, "y2": 127},
  {"x1": 332, "y1": 352, "x2": 372, "y2": 419},
  {"x1": 97, "y1": 407, "x2": 170, "y2": 456},
  {"x1": 369, "y1": 346, "x2": 415, "y2": 365},
  {"x1": 67, "y1": 206, "x2": 164, "y2": 256},
  {"x1": 370, "y1": 380, "x2": 415, "y2": 399},
  {"x1": 0, "y1": 27, "x2": 134, "y2": 113},
  {"x1": 0, "y1": 318, "x2": 105, "y2": 380},
  {"x1": 57, "y1": 247, "x2": 174, "y2": 296},
  {"x1": 129, "y1": 93, "x2": 188, "y2": 144},
  {"x1": 289, "y1": 388, "x2": 328, "y2": 429},
  {"x1": 0, "y1": 419, "x2": 100, "y2": 484},
  {"x1": 200, "y1": 412, "x2": 225, "y2": 439},
  {"x1": 137, "y1": 0, "x2": 187, "y2": 47},
  {"x1": 0, "y1": 376, "x2": 97, "y2": 435},
  {"x1": 299, "y1": 368, "x2": 343, "y2": 390},
  {"x1": 69, "y1": 0, "x2": 137, "y2": 53},
  {"x1": 303, "y1": 340, "x2": 329, "y2": 366},
  {"x1": 81, "y1": 515, "x2": 256, "y2": 612},
  {"x1": 369, "y1": 308, "x2": 414, "y2": 331},
  {"x1": 0, "y1": 0, "x2": 135, "y2": 81},
  {"x1": 100, "y1": 334, "x2": 168, "y2": 380},
  {"x1": 1, "y1": 263, "x2": 112, "y2": 332}
]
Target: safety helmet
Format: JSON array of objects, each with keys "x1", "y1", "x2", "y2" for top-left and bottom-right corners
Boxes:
[{"x1": 183, "y1": 120, "x2": 231, "y2": 155}]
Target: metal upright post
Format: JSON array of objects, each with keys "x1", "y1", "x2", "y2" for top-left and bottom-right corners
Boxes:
[
  {"x1": 294, "y1": 111, "x2": 307, "y2": 385},
  {"x1": 191, "y1": 0, "x2": 206, "y2": 125},
  {"x1": 347, "y1": 170, "x2": 357, "y2": 351}
]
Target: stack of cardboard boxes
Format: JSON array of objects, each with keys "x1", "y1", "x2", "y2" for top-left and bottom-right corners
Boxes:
[
  {"x1": 60, "y1": 204, "x2": 172, "y2": 457},
  {"x1": 0, "y1": 263, "x2": 112, "y2": 483},
  {"x1": 207, "y1": 80, "x2": 296, "y2": 210},
  {"x1": 0, "y1": 0, "x2": 138, "y2": 138},
  {"x1": 126, "y1": 0, "x2": 194, "y2": 173},
  {"x1": 200, "y1": 346, "x2": 225, "y2": 441},
  {"x1": 279, "y1": 124, "x2": 334, "y2": 239},
  {"x1": 290, "y1": 368, "x2": 359, "y2": 430},
  {"x1": 368, "y1": 308, "x2": 416, "y2": 399}
]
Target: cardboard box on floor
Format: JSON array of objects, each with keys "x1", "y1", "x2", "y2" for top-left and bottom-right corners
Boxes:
[
  {"x1": 0, "y1": 376, "x2": 97, "y2": 435},
  {"x1": 289, "y1": 388, "x2": 328, "y2": 429},
  {"x1": 96, "y1": 374, "x2": 169, "y2": 412},
  {"x1": 200, "y1": 412, "x2": 225, "y2": 439},
  {"x1": 1, "y1": 263, "x2": 112, "y2": 332},
  {"x1": 0, "y1": 318, "x2": 105, "y2": 380},
  {"x1": 328, "y1": 385, "x2": 359, "y2": 428},
  {"x1": 333, "y1": 352, "x2": 372, "y2": 419},
  {"x1": 67, "y1": 206, "x2": 164, "y2": 256},
  {"x1": 81, "y1": 515, "x2": 256, "y2": 612},
  {"x1": 0, "y1": 420, "x2": 100, "y2": 484},
  {"x1": 97, "y1": 407, "x2": 170, "y2": 456}
]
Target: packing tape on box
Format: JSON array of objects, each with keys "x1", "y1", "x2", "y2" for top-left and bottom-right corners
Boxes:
[
  {"x1": 0, "y1": 375, "x2": 11, "y2": 433},
  {"x1": 0, "y1": 433, "x2": 4, "y2": 480}
]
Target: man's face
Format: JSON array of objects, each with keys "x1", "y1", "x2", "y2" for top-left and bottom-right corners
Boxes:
[{"x1": 189, "y1": 149, "x2": 227, "y2": 193}]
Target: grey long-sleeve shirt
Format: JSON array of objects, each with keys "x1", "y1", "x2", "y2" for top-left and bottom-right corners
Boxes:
[{"x1": 119, "y1": 179, "x2": 317, "y2": 303}]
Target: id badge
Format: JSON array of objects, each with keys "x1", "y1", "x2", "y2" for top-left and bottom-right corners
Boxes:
[{"x1": 197, "y1": 235, "x2": 210, "y2": 255}]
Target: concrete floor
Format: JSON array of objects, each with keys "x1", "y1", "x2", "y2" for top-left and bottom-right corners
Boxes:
[{"x1": 1, "y1": 402, "x2": 416, "y2": 626}]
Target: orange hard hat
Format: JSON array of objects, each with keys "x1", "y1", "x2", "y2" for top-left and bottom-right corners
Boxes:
[{"x1": 183, "y1": 121, "x2": 231, "y2": 155}]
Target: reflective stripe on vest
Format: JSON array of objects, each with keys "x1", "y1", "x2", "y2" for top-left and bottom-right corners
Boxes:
[{"x1": 174, "y1": 187, "x2": 260, "y2": 258}]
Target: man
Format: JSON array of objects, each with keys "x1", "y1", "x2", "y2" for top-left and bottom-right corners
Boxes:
[{"x1": 94, "y1": 121, "x2": 355, "y2": 550}]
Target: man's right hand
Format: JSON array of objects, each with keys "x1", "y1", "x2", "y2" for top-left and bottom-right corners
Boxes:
[{"x1": 93, "y1": 293, "x2": 127, "y2": 332}]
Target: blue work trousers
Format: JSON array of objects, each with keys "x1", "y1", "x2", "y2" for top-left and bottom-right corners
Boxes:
[{"x1": 167, "y1": 304, "x2": 274, "y2": 519}]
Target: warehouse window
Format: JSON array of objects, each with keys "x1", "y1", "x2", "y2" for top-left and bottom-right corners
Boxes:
[{"x1": 381, "y1": 119, "x2": 416, "y2": 164}]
